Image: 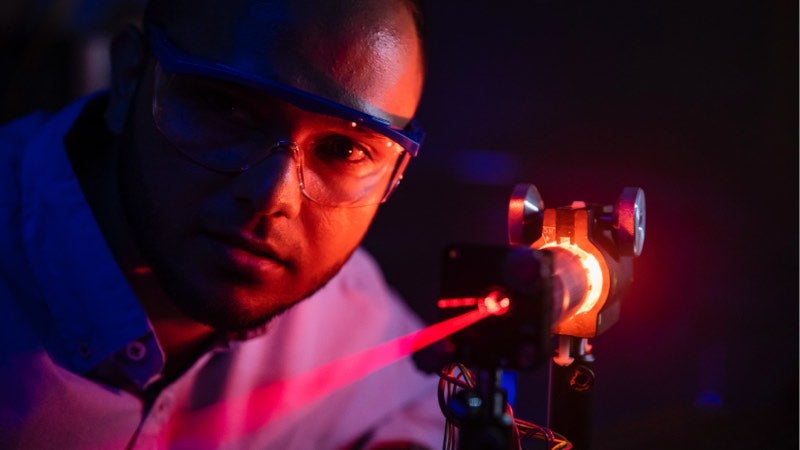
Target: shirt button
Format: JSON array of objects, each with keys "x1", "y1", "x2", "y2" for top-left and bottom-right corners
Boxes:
[{"x1": 125, "y1": 341, "x2": 147, "y2": 362}]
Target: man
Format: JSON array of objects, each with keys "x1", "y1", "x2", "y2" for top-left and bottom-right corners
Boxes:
[{"x1": 0, "y1": 0, "x2": 444, "y2": 448}]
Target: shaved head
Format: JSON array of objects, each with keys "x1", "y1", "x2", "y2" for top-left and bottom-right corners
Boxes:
[{"x1": 143, "y1": 0, "x2": 425, "y2": 45}]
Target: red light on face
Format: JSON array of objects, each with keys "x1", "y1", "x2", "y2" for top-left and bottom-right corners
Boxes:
[{"x1": 479, "y1": 290, "x2": 511, "y2": 316}]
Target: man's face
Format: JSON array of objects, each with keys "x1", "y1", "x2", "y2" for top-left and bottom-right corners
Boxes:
[{"x1": 117, "y1": 0, "x2": 423, "y2": 331}]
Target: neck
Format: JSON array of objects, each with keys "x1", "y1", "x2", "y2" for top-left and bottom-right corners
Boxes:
[{"x1": 125, "y1": 266, "x2": 217, "y2": 379}]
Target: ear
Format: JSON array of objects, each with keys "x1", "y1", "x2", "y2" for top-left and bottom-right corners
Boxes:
[{"x1": 105, "y1": 25, "x2": 147, "y2": 134}]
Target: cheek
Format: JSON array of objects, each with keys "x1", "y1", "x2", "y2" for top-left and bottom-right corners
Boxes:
[
  {"x1": 127, "y1": 116, "x2": 222, "y2": 237},
  {"x1": 304, "y1": 207, "x2": 377, "y2": 259},
  {"x1": 148, "y1": 166, "x2": 214, "y2": 228}
]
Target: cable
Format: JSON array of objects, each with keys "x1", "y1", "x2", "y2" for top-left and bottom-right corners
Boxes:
[{"x1": 437, "y1": 364, "x2": 572, "y2": 450}]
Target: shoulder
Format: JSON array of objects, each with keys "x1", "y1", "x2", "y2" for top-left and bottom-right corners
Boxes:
[
  {"x1": 320, "y1": 247, "x2": 422, "y2": 330},
  {"x1": 337, "y1": 247, "x2": 390, "y2": 292},
  {"x1": 0, "y1": 111, "x2": 52, "y2": 145},
  {"x1": 0, "y1": 111, "x2": 52, "y2": 206},
  {"x1": 0, "y1": 94, "x2": 105, "y2": 206},
  {"x1": 254, "y1": 247, "x2": 424, "y2": 363}
]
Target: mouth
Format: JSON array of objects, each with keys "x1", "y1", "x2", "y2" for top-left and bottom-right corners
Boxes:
[{"x1": 203, "y1": 229, "x2": 292, "y2": 276}]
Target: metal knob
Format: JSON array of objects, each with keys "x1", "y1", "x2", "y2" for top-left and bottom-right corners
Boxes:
[
  {"x1": 508, "y1": 184, "x2": 544, "y2": 246},
  {"x1": 614, "y1": 187, "x2": 646, "y2": 256}
]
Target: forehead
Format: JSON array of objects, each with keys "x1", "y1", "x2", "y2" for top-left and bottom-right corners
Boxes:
[{"x1": 156, "y1": 0, "x2": 423, "y2": 126}]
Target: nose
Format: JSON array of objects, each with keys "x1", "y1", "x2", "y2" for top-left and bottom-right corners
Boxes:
[{"x1": 231, "y1": 143, "x2": 302, "y2": 219}]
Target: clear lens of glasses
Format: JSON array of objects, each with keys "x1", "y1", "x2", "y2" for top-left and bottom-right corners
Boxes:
[{"x1": 152, "y1": 64, "x2": 408, "y2": 207}]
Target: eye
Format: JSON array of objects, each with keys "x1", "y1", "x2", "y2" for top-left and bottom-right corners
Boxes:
[
  {"x1": 313, "y1": 135, "x2": 372, "y2": 164},
  {"x1": 201, "y1": 89, "x2": 260, "y2": 126},
  {"x1": 201, "y1": 89, "x2": 237, "y2": 114},
  {"x1": 177, "y1": 77, "x2": 261, "y2": 130}
]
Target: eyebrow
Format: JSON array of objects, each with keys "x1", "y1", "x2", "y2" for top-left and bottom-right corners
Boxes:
[{"x1": 177, "y1": 72, "x2": 393, "y2": 142}]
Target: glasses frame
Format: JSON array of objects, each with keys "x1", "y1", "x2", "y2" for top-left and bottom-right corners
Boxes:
[{"x1": 147, "y1": 25, "x2": 425, "y2": 157}]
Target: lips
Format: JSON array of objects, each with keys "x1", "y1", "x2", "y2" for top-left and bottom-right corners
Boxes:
[{"x1": 202, "y1": 228, "x2": 292, "y2": 276}]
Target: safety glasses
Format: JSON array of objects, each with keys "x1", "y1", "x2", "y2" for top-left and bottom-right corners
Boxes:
[{"x1": 147, "y1": 25, "x2": 425, "y2": 207}]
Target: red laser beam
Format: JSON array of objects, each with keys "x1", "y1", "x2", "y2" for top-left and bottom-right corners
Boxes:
[
  {"x1": 163, "y1": 307, "x2": 493, "y2": 446},
  {"x1": 440, "y1": 292, "x2": 512, "y2": 317},
  {"x1": 437, "y1": 297, "x2": 479, "y2": 308}
]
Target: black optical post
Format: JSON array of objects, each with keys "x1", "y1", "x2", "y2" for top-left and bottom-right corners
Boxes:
[
  {"x1": 452, "y1": 368, "x2": 514, "y2": 450},
  {"x1": 549, "y1": 337, "x2": 595, "y2": 450}
]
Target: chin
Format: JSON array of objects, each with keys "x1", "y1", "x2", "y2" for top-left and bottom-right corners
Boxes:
[
  {"x1": 143, "y1": 237, "x2": 356, "y2": 333},
  {"x1": 170, "y1": 285, "x2": 298, "y2": 332},
  {"x1": 165, "y1": 266, "x2": 341, "y2": 332}
]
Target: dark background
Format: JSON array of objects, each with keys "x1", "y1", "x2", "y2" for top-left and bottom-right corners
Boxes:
[
  {"x1": 365, "y1": 1, "x2": 798, "y2": 449},
  {"x1": 2, "y1": 1, "x2": 797, "y2": 449}
]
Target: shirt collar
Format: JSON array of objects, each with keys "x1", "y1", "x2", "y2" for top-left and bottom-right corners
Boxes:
[
  {"x1": 19, "y1": 94, "x2": 281, "y2": 389},
  {"x1": 20, "y1": 93, "x2": 160, "y2": 376}
]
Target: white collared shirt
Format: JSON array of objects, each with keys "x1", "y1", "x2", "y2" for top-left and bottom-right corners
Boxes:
[{"x1": 0, "y1": 95, "x2": 444, "y2": 449}]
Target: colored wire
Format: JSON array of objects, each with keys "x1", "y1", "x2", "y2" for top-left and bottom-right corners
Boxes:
[{"x1": 437, "y1": 364, "x2": 572, "y2": 450}]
